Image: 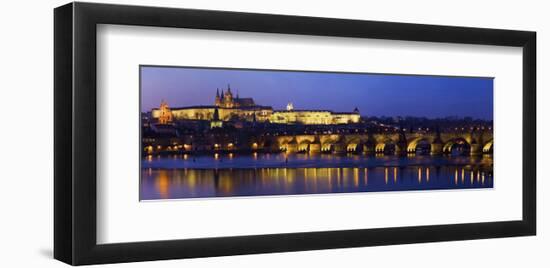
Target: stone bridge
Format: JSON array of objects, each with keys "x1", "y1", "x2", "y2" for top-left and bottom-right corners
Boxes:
[{"x1": 257, "y1": 131, "x2": 493, "y2": 156}]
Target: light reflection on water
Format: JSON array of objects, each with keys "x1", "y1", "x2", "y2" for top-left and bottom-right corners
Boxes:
[{"x1": 140, "y1": 154, "x2": 493, "y2": 200}]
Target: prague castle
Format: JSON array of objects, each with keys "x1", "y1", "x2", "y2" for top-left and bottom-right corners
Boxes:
[{"x1": 151, "y1": 85, "x2": 360, "y2": 125}]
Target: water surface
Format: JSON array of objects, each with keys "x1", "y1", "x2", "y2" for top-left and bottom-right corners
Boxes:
[{"x1": 140, "y1": 153, "x2": 493, "y2": 200}]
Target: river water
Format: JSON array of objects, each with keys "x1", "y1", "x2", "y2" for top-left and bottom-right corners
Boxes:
[{"x1": 140, "y1": 153, "x2": 493, "y2": 200}]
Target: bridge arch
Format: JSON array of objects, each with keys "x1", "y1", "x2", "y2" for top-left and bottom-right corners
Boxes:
[
  {"x1": 443, "y1": 138, "x2": 471, "y2": 155},
  {"x1": 483, "y1": 139, "x2": 493, "y2": 154},
  {"x1": 319, "y1": 135, "x2": 339, "y2": 153},
  {"x1": 346, "y1": 137, "x2": 363, "y2": 153},
  {"x1": 279, "y1": 141, "x2": 288, "y2": 151},
  {"x1": 375, "y1": 139, "x2": 396, "y2": 155},
  {"x1": 406, "y1": 137, "x2": 432, "y2": 155},
  {"x1": 321, "y1": 143, "x2": 333, "y2": 153},
  {"x1": 298, "y1": 140, "x2": 311, "y2": 152}
]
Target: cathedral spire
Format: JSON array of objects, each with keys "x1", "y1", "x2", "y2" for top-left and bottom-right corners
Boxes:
[
  {"x1": 215, "y1": 88, "x2": 221, "y2": 106},
  {"x1": 227, "y1": 84, "x2": 231, "y2": 94}
]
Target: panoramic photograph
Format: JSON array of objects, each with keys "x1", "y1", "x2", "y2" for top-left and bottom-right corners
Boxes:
[{"x1": 140, "y1": 66, "x2": 494, "y2": 200}]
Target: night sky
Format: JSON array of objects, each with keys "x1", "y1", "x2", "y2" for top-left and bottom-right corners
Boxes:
[{"x1": 140, "y1": 66, "x2": 493, "y2": 120}]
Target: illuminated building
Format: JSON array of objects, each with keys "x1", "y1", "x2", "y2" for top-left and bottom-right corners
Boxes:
[
  {"x1": 269, "y1": 104, "x2": 360, "y2": 124},
  {"x1": 151, "y1": 85, "x2": 360, "y2": 125},
  {"x1": 215, "y1": 85, "x2": 256, "y2": 108},
  {"x1": 157, "y1": 100, "x2": 173, "y2": 124}
]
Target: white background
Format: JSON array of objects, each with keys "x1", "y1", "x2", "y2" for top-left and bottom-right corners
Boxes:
[
  {"x1": 0, "y1": 0, "x2": 548, "y2": 267},
  {"x1": 97, "y1": 25, "x2": 522, "y2": 243}
]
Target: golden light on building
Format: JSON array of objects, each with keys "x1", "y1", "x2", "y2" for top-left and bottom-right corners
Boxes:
[
  {"x1": 270, "y1": 109, "x2": 360, "y2": 125},
  {"x1": 157, "y1": 100, "x2": 173, "y2": 124},
  {"x1": 151, "y1": 90, "x2": 361, "y2": 125}
]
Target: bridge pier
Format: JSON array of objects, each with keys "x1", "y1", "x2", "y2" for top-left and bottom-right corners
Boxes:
[
  {"x1": 430, "y1": 143, "x2": 443, "y2": 155},
  {"x1": 333, "y1": 143, "x2": 347, "y2": 154},
  {"x1": 470, "y1": 143, "x2": 482, "y2": 156},
  {"x1": 395, "y1": 132, "x2": 408, "y2": 155},
  {"x1": 309, "y1": 143, "x2": 321, "y2": 153},
  {"x1": 363, "y1": 144, "x2": 375, "y2": 154},
  {"x1": 395, "y1": 145, "x2": 407, "y2": 155},
  {"x1": 286, "y1": 144, "x2": 298, "y2": 153}
]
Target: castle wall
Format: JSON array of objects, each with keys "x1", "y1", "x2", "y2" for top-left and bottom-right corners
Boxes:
[
  {"x1": 152, "y1": 107, "x2": 273, "y2": 122},
  {"x1": 332, "y1": 113, "x2": 360, "y2": 124},
  {"x1": 172, "y1": 108, "x2": 215, "y2": 120},
  {"x1": 270, "y1": 111, "x2": 359, "y2": 125},
  {"x1": 151, "y1": 109, "x2": 161, "y2": 118},
  {"x1": 218, "y1": 108, "x2": 273, "y2": 122}
]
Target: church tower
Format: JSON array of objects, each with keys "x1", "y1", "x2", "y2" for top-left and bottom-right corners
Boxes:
[
  {"x1": 224, "y1": 84, "x2": 233, "y2": 107},
  {"x1": 158, "y1": 100, "x2": 173, "y2": 124},
  {"x1": 214, "y1": 88, "x2": 221, "y2": 106}
]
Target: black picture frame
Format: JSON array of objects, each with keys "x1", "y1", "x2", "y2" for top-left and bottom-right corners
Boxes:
[{"x1": 54, "y1": 2, "x2": 536, "y2": 265}]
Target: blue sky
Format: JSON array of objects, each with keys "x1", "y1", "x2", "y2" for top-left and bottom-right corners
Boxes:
[{"x1": 140, "y1": 66, "x2": 493, "y2": 120}]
